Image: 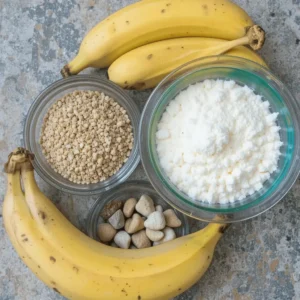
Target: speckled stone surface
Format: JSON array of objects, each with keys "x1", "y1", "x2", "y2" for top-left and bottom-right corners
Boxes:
[{"x1": 0, "y1": 0, "x2": 300, "y2": 299}]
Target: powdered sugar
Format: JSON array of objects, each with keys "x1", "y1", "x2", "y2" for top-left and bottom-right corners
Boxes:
[{"x1": 156, "y1": 79, "x2": 282, "y2": 204}]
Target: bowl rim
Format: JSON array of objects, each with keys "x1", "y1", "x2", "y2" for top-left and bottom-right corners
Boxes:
[
  {"x1": 85, "y1": 180, "x2": 190, "y2": 239},
  {"x1": 24, "y1": 74, "x2": 140, "y2": 195},
  {"x1": 139, "y1": 55, "x2": 300, "y2": 223}
]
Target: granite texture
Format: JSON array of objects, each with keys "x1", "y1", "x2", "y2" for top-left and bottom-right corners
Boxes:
[{"x1": 0, "y1": 0, "x2": 300, "y2": 299}]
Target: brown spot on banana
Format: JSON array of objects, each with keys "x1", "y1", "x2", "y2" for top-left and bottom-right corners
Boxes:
[
  {"x1": 202, "y1": 4, "x2": 209, "y2": 15},
  {"x1": 73, "y1": 266, "x2": 79, "y2": 273},
  {"x1": 50, "y1": 256, "x2": 56, "y2": 263},
  {"x1": 114, "y1": 266, "x2": 122, "y2": 272},
  {"x1": 161, "y1": 9, "x2": 166, "y2": 13},
  {"x1": 38, "y1": 211, "x2": 47, "y2": 220},
  {"x1": 53, "y1": 288, "x2": 60, "y2": 294},
  {"x1": 147, "y1": 54, "x2": 153, "y2": 60},
  {"x1": 133, "y1": 82, "x2": 146, "y2": 90}
]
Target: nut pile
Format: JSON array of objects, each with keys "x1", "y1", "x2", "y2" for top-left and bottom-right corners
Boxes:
[
  {"x1": 98, "y1": 195, "x2": 182, "y2": 249},
  {"x1": 40, "y1": 90, "x2": 134, "y2": 184}
]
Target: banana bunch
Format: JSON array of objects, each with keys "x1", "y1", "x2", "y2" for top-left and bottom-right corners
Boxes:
[
  {"x1": 3, "y1": 148, "x2": 230, "y2": 300},
  {"x1": 61, "y1": 0, "x2": 267, "y2": 89},
  {"x1": 108, "y1": 26, "x2": 266, "y2": 90}
]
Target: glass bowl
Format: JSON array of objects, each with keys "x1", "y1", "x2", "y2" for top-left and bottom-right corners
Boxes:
[
  {"x1": 86, "y1": 180, "x2": 189, "y2": 242},
  {"x1": 24, "y1": 75, "x2": 140, "y2": 195},
  {"x1": 140, "y1": 56, "x2": 300, "y2": 223}
]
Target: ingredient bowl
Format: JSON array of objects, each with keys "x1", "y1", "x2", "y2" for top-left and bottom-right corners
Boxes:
[
  {"x1": 140, "y1": 55, "x2": 300, "y2": 222},
  {"x1": 24, "y1": 75, "x2": 140, "y2": 195},
  {"x1": 86, "y1": 180, "x2": 189, "y2": 241}
]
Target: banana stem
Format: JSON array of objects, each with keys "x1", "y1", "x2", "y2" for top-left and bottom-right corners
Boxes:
[
  {"x1": 193, "y1": 223, "x2": 231, "y2": 245},
  {"x1": 61, "y1": 54, "x2": 90, "y2": 77},
  {"x1": 4, "y1": 148, "x2": 34, "y2": 174},
  {"x1": 245, "y1": 25, "x2": 265, "y2": 50},
  {"x1": 202, "y1": 25, "x2": 265, "y2": 57},
  {"x1": 4, "y1": 148, "x2": 36, "y2": 206},
  {"x1": 207, "y1": 36, "x2": 250, "y2": 56}
]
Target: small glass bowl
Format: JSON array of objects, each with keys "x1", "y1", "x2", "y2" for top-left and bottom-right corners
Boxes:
[
  {"x1": 24, "y1": 75, "x2": 140, "y2": 195},
  {"x1": 140, "y1": 56, "x2": 300, "y2": 223},
  {"x1": 86, "y1": 180, "x2": 189, "y2": 242}
]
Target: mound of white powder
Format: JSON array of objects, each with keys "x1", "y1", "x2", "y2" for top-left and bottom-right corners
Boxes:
[{"x1": 156, "y1": 79, "x2": 282, "y2": 204}]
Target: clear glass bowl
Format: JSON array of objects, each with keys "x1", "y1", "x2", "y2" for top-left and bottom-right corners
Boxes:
[
  {"x1": 86, "y1": 180, "x2": 189, "y2": 241},
  {"x1": 140, "y1": 56, "x2": 300, "y2": 223},
  {"x1": 24, "y1": 75, "x2": 140, "y2": 195}
]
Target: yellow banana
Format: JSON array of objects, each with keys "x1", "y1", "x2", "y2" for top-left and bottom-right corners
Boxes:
[
  {"x1": 61, "y1": 0, "x2": 254, "y2": 76},
  {"x1": 108, "y1": 26, "x2": 266, "y2": 90},
  {"x1": 4, "y1": 148, "x2": 230, "y2": 300},
  {"x1": 225, "y1": 46, "x2": 267, "y2": 66},
  {"x1": 3, "y1": 154, "x2": 58, "y2": 289}
]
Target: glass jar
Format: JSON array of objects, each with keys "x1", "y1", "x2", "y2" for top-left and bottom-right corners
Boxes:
[
  {"x1": 86, "y1": 180, "x2": 189, "y2": 241},
  {"x1": 139, "y1": 56, "x2": 300, "y2": 222},
  {"x1": 24, "y1": 75, "x2": 140, "y2": 195}
]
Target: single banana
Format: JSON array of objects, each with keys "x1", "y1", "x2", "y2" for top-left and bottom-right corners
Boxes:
[
  {"x1": 61, "y1": 0, "x2": 254, "y2": 76},
  {"x1": 108, "y1": 25, "x2": 266, "y2": 90},
  {"x1": 3, "y1": 152, "x2": 58, "y2": 288},
  {"x1": 4, "y1": 148, "x2": 230, "y2": 300}
]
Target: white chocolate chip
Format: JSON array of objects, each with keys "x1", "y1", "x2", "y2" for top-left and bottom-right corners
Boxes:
[
  {"x1": 123, "y1": 198, "x2": 137, "y2": 218},
  {"x1": 135, "y1": 194, "x2": 155, "y2": 217},
  {"x1": 97, "y1": 223, "x2": 117, "y2": 242},
  {"x1": 132, "y1": 230, "x2": 151, "y2": 249},
  {"x1": 153, "y1": 227, "x2": 176, "y2": 245},
  {"x1": 146, "y1": 228, "x2": 164, "y2": 242},
  {"x1": 144, "y1": 211, "x2": 166, "y2": 230},
  {"x1": 114, "y1": 231, "x2": 131, "y2": 249},
  {"x1": 108, "y1": 209, "x2": 125, "y2": 230},
  {"x1": 155, "y1": 205, "x2": 163, "y2": 213},
  {"x1": 124, "y1": 213, "x2": 145, "y2": 234},
  {"x1": 163, "y1": 209, "x2": 182, "y2": 228}
]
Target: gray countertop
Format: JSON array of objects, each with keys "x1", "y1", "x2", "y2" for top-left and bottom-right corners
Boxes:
[{"x1": 0, "y1": 0, "x2": 300, "y2": 299}]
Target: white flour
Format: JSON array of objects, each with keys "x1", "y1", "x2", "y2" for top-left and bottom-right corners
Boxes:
[{"x1": 156, "y1": 79, "x2": 282, "y2": 204}]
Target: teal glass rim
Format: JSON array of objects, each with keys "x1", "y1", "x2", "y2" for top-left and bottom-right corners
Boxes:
[{"x1": 139, "y1": 55, "x2": 300, "y2": 222}]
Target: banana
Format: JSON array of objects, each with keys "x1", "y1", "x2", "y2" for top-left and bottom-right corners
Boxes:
[
  {"x1": 3, "y1": 153, "x2": 58, "y2": 288},
  {"x1": 61, "y1": 0, "x2": 254, "y2": 76},
  {"x1": 4, "y1": 148, "x2": 230, "y2": 300},
  {"x1": 108, "y1": 25, "x2": 266, "y2": 89},
  {"x1": 224, "y1": 46, "x2": 267, "y2": 66}
]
